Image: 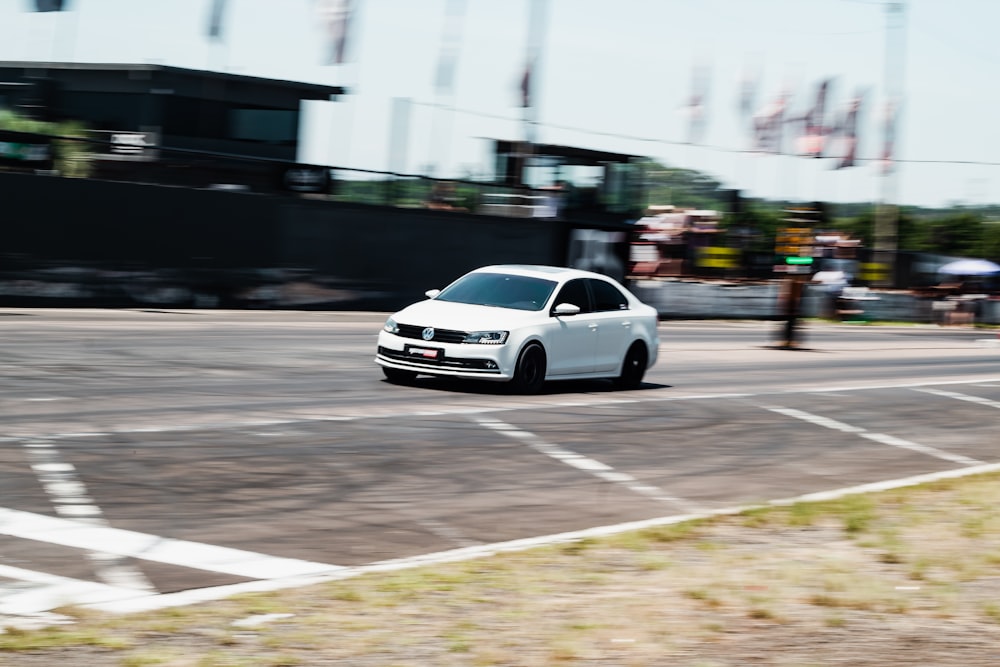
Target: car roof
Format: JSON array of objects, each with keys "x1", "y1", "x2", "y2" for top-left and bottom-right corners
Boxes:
[{"x1": 471, "y1": 264, "x2": 616, "y2": 282}]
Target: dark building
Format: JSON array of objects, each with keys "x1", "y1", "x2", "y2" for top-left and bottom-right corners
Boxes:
[{"x1": 0, "y1": 61, "x2": 344, "y2": 191}]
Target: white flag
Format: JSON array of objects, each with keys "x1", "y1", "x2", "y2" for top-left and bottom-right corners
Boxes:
[{"x1": 316, "y1": 0, "x2": 355, "y2": 65}]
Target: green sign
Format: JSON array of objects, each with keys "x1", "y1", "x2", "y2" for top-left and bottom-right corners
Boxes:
[{"x1": 785, "y1": 256, "x2": 814, "y2": 265}]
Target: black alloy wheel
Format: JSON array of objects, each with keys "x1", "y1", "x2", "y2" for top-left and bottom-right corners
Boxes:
[
  {"x1": 510, "y1": 344, "x2": 546, "y2": 394},
  {"x1": 614, "y1": 343, "x2": 647, "y2": 390}
]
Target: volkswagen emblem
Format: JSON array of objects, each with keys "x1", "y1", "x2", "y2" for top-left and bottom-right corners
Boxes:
[{"x1": 421, "y1": 327, "x2": 435, "y2": 341}]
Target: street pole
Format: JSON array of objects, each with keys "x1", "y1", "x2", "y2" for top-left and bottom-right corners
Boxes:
[{"x1": 874, "y1": 1, "x2": 905, "y2": 287}]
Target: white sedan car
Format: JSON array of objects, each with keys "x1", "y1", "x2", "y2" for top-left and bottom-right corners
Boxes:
[{"x1": 375, "y1": 265, "x2": 659, "y2": 393}]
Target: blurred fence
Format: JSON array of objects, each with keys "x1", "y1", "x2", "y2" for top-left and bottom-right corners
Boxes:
[
  {"x1": 3, "y1": 130, "x2": 985, "y2": 300},
  {"x1": 0, "y1": 130, "x2": 590, "y2": 221}
]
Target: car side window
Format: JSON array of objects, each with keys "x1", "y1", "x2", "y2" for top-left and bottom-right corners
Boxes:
[
  {"x1": 553, "y1": 279, "x2": 592, "y2": 313},
  {"x1": 589, "y1": 279, "x2": 629, "y2": 311}
]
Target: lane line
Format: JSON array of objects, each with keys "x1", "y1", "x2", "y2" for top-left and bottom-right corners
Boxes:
[
  {"x1": 22, "y1": 438, "x2": 154, "y2": 593},
  {"x1": 3, "y1": 378, "x2": 999, "y2": 619},
  {"x1": 86, "y1": 461, "x2": 1000, "y2": 616},
  {"x1": 3, "y1": 377, "x2": 999, "y2": 443},
  {"x1": 914, "y1": 387, "x2": 1000, "y2": 410},
  {"x1": 0, "y1": 564, "x2": 146, "y2": 616},
  {"x1": 803, "y1": 377, "x2": 1000, "y2": 394},
  {"x1": 0, "y1": 507, "x2": 343, "y2": 580},
  {"x1": 0, "y1": 394, "x2": 752, "y2": 442},
  {"x1": 766, "y1": 407, "x2": 983, "y2": 466},
  {"x1": 474, "y1": 416, "x2": 700, "y2": 513}
]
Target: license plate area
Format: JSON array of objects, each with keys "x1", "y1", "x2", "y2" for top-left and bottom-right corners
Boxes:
[{"x1": 405, "y1": 344, "x2": 443, "y2": 361}]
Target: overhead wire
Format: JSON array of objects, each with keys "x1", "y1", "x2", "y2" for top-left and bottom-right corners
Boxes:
[{"x1": 411, "y1": 100, "x2": 1000, "y2": 168}]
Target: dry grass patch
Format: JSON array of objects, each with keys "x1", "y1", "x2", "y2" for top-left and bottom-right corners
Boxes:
[{"x1": 4, "y1": 472, "x2": 1000, "y2": 665}]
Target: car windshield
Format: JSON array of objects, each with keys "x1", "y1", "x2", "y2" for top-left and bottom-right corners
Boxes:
[{"x1": 435, "y1": 272, "x2": 558, "y2": 311}]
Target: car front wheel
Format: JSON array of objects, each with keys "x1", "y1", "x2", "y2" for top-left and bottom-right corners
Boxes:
[
  {"x1": 614, "y1": 343, "x2": 647, "y2": 390},
  {"x1": 509, "y1": 343, "x2": 546, "y2": 394}
]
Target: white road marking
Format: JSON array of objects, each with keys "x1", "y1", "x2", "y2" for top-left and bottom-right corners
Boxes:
[
  {"x1": 0, "y1": 507, "x2": 343, "y2": 580},
  {"x1": 3, "y1": 378, "x2": 999, "y2": 620},
  {"x1": 768, "y1": 408, "x2": 865, "y2": 434},
  {"x1": 0, "y1": 564, "x2": 145, "y2": 616},
  {"x1": 802, "y1": 377, "x2": 1000, "y2": 394},
  {"x1": 474, "y1": 416, "x2": 700, "y2": 512},
  {"x1": 22, "y1": 439, "x2": 155, "y2": 593},
  {"x1": 83, "y1": 461, "x2": 1000, "y2": 616},
  {"x1": 914, "y1": 387, "x2": 1000, "y2": 410},
  {"x1": 766, "y1": 407, "x2": 982, "y2": 466},
  {"x1": 5, "y1": 378, "x2": 999, "y2": 444}
]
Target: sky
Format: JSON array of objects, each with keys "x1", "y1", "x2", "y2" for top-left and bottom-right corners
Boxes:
[{"x1": 1, "y1": 0, "x2": 998, "y2": 209}]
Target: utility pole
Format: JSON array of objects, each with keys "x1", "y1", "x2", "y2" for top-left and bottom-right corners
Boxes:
[{"x1": 874, "y1": 1, "x2": 906, "y2": 287}]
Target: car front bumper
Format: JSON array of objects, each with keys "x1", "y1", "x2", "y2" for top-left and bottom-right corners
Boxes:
[{"x1": 375, "y1": 330, "x2": 517, "y2": 381}]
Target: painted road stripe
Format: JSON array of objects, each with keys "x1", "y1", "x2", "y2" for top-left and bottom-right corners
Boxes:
[
  {"x1": 23, "y1": 439, "x2": 154, "y2": 593},
  {"x1": 767, "y1": 407, "x2": 982, "y2": 466},
  {"x1": 4, "y1": 378, "x2": 999, "y2": 444},
  {"x1": 84, "y1": 461, "x2": 1000, "y2": 616},
  {"x1": 914, "y1": 387, "x2": 1000, "y2": 410},
  {"x1": 0, "y1": 394, "x2": 755, "y2": 442},
  {"x1": 0, "y1": 565, "x2": 145, "y2": 616},
  {"x1": 474, "y1": 416, "x2": 700, "y2": 512},
  {"x1": 0, "y1": 507, "x2": 343, "y2": 580}
]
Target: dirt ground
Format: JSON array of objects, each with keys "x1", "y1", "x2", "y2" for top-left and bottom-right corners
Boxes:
[{"x1": 4, "y1": 474, "x2": 1000, "y2": 666}]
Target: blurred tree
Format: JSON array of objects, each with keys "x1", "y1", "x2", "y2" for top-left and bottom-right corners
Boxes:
[
  {"x1": 638, "y1": 160, "x2": 723, "y2": 211},
  {"x1": 839, "y1": 206, "x2": 921, "y2": 252},
  {"x1": 921, "y1": 212, "x2": 984, "y2": 257},
  {"x1": 982, "y1": 222, "x2": 1000, "y2": 262},
  {"x1": 840, "y1": 207, "x2": 874, "y2": 247},
  {"x1": 896, "y1": 209, "x2": 921, "y2": 252},
  {"x1": 736, "y1": 202, "x2": 785, "y2": 253},
  {"x1": 0, "y1": 110, "x2": 90, "y2": 177}
]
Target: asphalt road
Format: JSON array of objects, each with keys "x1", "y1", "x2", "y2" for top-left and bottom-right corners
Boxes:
[{"x1": 1, "y1": 309, "x2": 998, "y2": 619}]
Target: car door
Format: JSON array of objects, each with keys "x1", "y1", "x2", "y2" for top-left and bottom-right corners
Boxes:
[
  {"x1": 547, "y1": 278, "x2": 597, "y2": 375},
  {"x1": 588, "y1": 278, "x2": 633, "y2": 372}
]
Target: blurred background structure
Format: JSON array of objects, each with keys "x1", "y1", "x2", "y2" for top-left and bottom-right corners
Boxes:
[{"x1": 1, "y1": 0, "x2": 999, "y2": 316}]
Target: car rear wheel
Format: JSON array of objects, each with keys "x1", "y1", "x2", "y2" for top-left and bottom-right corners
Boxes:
[
  {"x1": 614, "y1": 342, "x2": 647, "y2": 390},
  {"x1": 383, "y1": 367, "x2": 418, "y2": 384},
  {"x1": 509, "y1": 343, "x2": 546, "y2": 394}
]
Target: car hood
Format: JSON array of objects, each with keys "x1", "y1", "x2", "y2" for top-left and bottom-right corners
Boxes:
[{"x1": 393, "y1": 299, "x2": 542, "y2": 331}]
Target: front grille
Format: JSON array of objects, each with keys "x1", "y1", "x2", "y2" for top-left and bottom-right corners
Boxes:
[
  {"x1": 378, "y1": 346, "x2": 501, "y2": 373},
  {"x1": 396, "y1": 323, "x2": 468, "y2": 344}
]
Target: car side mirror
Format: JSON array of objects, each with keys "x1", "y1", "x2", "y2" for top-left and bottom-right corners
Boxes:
[
  {"x1": 553, "y1": 302, "x2": 581, "y2": 316},
  {"x1": 425, "y1": 289, "x2": 441, "y2": 299}
]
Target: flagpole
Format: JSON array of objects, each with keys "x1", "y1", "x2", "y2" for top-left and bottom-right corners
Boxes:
[
  {"x1": 428, "y1": 0, "x2": 465, "y2": 178},
  {"x1": 520, "y1": 0, "x2": 548, "y2": 189},
  {"x1": 316, "y1": 0, "x2": 358, "y2": 178},
  {"x1": 206, "y1": 0, "x2": 228, "y2": 72}
]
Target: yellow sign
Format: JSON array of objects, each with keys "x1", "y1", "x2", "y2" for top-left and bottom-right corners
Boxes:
[
  {"x1": 696, "y1": 246, "x2": 740, "y2": 269},
  {"x1": 775, "y1": 227, "x2": 814, "y2": 256},
  {"x1": 859, "y1": 262, "x2": 889, "y2": 281}
]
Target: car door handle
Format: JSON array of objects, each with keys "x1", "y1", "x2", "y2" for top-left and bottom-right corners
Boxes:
[
  {"x1": 588, "y1": 323, "x2": 599, "y2": 330},
  {"x1": 621, "y1": 321, "x2": 632, "y2": 327}
]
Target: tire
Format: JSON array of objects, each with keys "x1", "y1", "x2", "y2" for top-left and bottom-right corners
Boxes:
[
  {"x1": 382, "y1": 367, "x2": 417, "y2": 384},
  {"x1": 509, "y1": 344, "x2": 546, "y2": 395},
  {"x1": 614, "y1": 343, "x2": 647, "y2": 390}
]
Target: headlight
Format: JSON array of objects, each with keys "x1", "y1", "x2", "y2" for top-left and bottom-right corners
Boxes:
[
  {"x1": 463, "y1": 330, "x2": 508, "y2": 345},
  {"x1": 383, "y1": 317, "x2": 399, "y2": 334}
]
